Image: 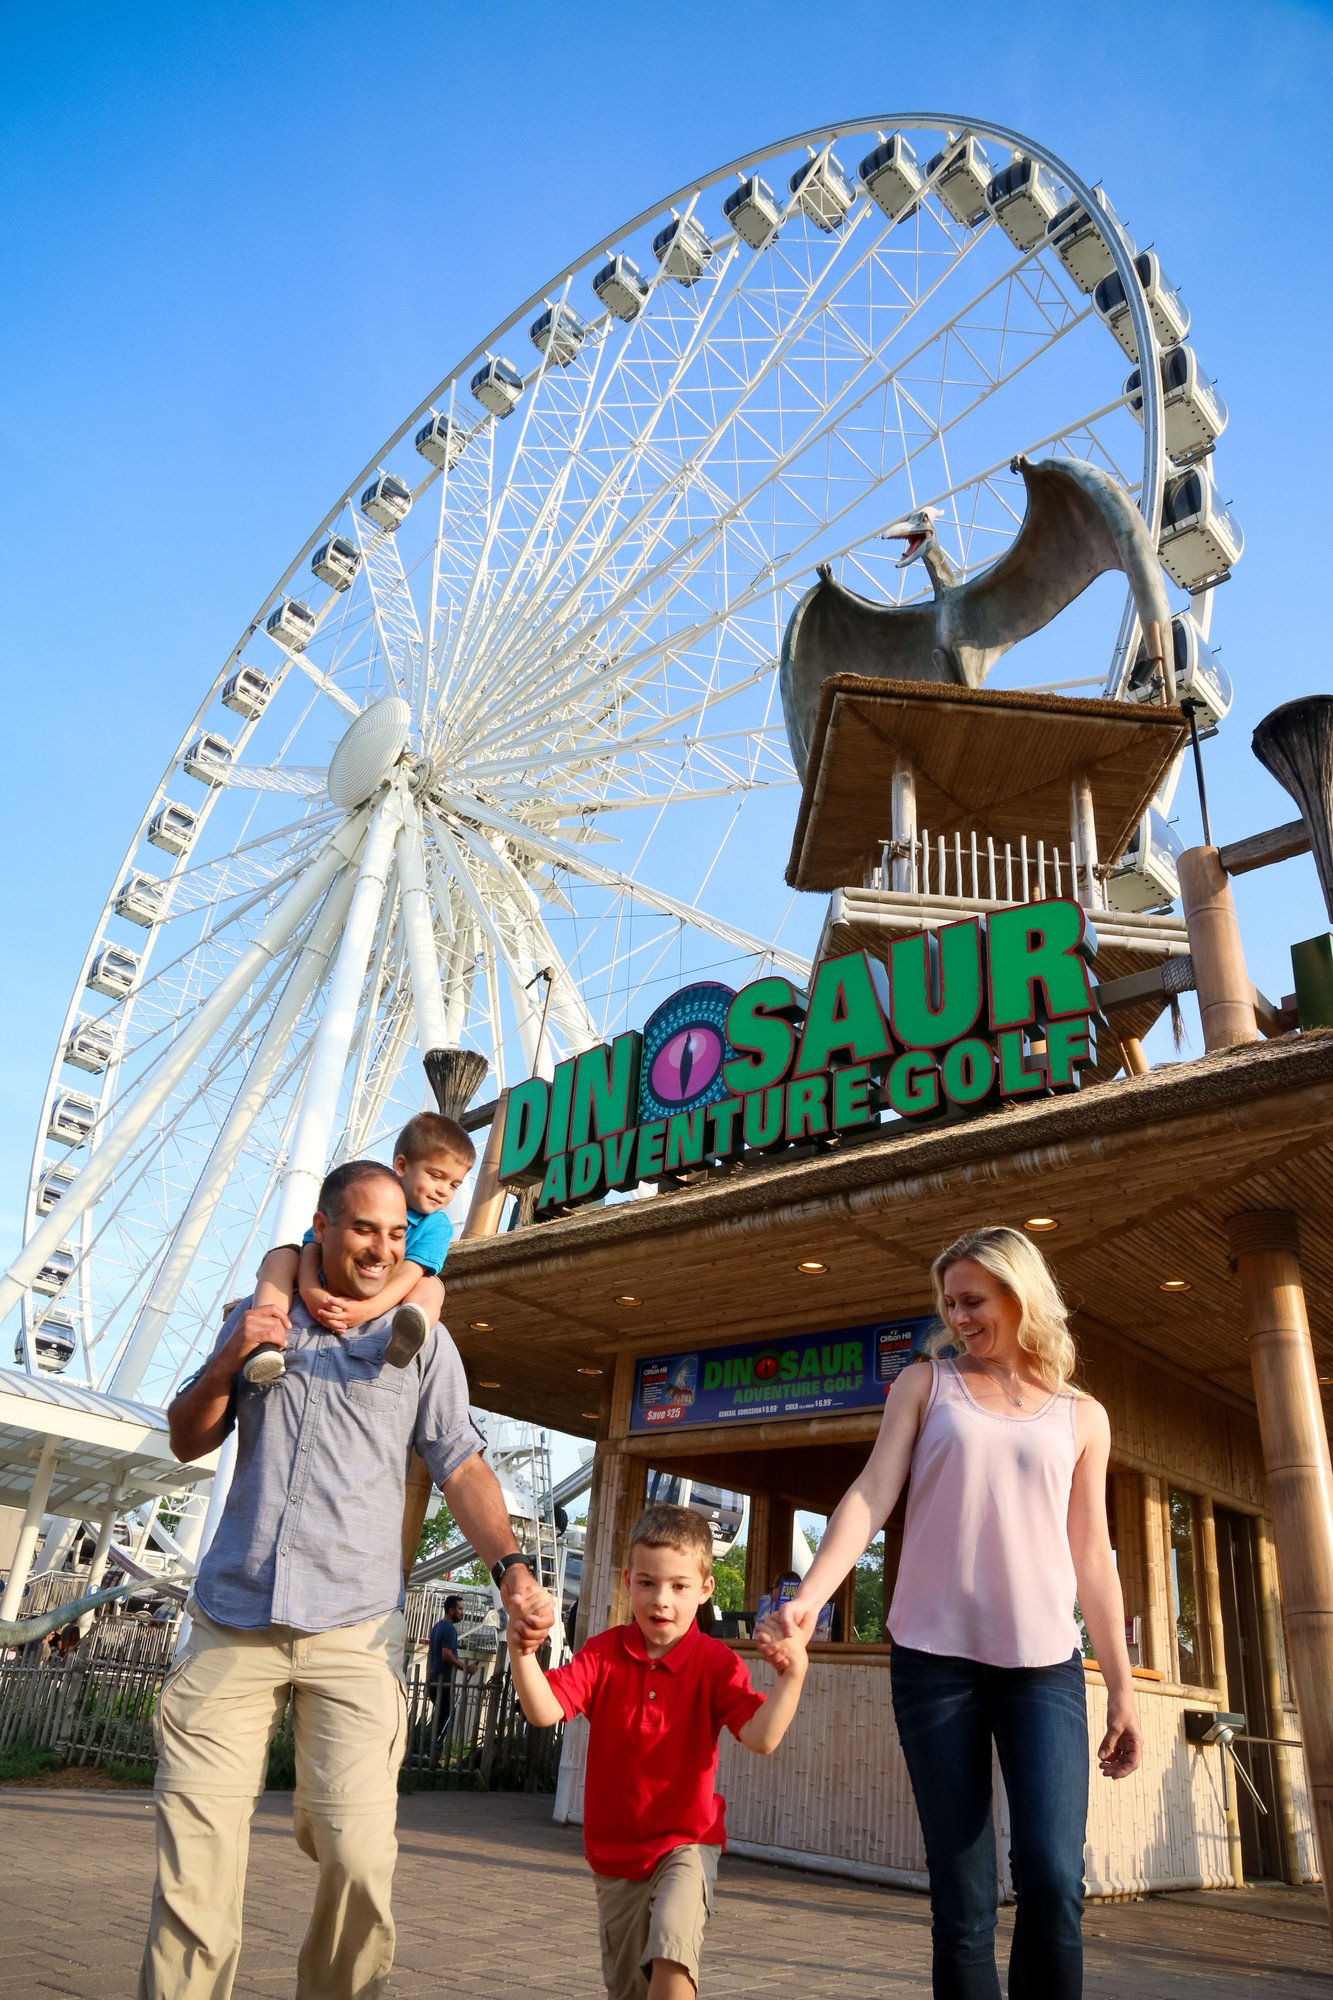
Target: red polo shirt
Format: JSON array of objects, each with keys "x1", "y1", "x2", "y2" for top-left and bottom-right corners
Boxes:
[{"x1": 546, "y1": 1618, "x2": 765, "y2": 1879}]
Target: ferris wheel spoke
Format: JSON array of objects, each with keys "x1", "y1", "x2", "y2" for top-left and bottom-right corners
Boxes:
[
  {"x1": 459, "y1": 274, "x2": 1082, "y2": 763},
  {"x1": 349, "y1": 513, "x2": 423, "y2": 705},
  {"x1": 452, "y1": 822, "x2": 599, "y2": 1055},
  {"x1": 434, "y1": 788, "x2": 803, "y2": 978},
  {"x1": 466, "y1": 170, "x2": 901, "y2": 687},
  {"x1": 442, "y1": 193, "x2": 752, "y2": 727},
  {"x1": 465, "y1": 209, "x2": 993, "y2": 723}
]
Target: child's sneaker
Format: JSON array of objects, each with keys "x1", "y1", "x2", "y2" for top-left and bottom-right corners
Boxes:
[
  {"x1": 241, "y1": 1344, "x2": 286, "y2": 1387},
  {"x1": 385, "y1": 1301, "x2": 431, "y2": 1369}
]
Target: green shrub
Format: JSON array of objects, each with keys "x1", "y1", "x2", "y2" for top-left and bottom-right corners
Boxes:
[{"x1": 0, "y1": 1736, "x2": 62, "y2": 1782}]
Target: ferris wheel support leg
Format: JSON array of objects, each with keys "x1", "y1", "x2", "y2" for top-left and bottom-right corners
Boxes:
[
  {"x1": 395, "y1": 792, "x2": 449, "y2": 1055},
  {"x1": 109, "y1": 864, "x2": 362, "y2": 1400},
  {"x1": 0, "y1": 807, "x2": 374, "y2": 1332},
  {"x1": 269, "y1": 791, "x2": 405, "y2": 1249}
]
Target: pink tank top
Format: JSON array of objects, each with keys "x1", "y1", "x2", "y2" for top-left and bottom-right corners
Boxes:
[{"x1": 888, "y1": 1358, "x2": 1082, "y2": 1668}]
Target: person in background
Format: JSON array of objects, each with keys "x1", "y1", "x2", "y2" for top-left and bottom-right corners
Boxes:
[
  {"x1": 759, "y1": 1225, "x2": 1141, "y2": 2000},
  {"x1": 509, "y1": 1502, "x2": 808, "y2": 2000},
  {"x1": 426, "y1": 1592, "x2": 471, "y2": 1742}
]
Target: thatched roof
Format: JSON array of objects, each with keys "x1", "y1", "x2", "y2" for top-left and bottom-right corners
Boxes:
[
  {"x1": 787, "y1": 677, "x2": 1190, "y2": 892},
  {"x1": 444, "y1": 1032, "x2": 1333, "y2": 1436}
]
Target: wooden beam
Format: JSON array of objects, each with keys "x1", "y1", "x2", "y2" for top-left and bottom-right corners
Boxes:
[
  {"x1": 1218, "y1": 819, "x2": 1311, "y2": 878},
  {"x1": 617, "y1": 1411, "x2": 882, "y2": 1458}
]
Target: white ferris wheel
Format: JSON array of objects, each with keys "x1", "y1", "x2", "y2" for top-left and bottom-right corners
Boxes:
[{"x1": 5, "y1": 114, "x2": 1235, "y2": 1408}]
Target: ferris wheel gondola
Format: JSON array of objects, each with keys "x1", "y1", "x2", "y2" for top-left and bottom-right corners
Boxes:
[{"x1": 4, "y1": 114, "x2": 1237, "y2": 1402}]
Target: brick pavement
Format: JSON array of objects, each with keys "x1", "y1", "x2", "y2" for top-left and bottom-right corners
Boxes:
[{"x1": 0, "y1": 1786, "x2": 1328, "y2": 1998}]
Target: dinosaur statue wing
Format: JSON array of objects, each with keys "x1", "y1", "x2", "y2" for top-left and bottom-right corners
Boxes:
[
  {"x1": 780, "y1": 570, "x2": 947, "y2": 777},
  {"x1": 948, "y1": 457, "x2": 1172, "y2": 674}
]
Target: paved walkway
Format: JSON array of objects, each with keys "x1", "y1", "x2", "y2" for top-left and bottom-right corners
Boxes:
[{"x1": 1, "y1": 1786, "x2": 1328, "y2": 1997}]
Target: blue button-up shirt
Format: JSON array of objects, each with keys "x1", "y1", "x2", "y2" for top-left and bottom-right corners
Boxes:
[{"x1": 191, "y1": 1299, "x2": 484, "y2": 1634}]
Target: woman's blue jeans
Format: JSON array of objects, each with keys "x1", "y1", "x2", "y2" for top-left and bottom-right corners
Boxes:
[{"x1": 890, "y1": 1643, "x2": 1089, "y2": 2000}]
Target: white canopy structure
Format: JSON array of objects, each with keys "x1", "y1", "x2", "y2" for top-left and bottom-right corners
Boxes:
[{"x1": 0, "y1": 1366, "x2": 216, "y2": 1623}]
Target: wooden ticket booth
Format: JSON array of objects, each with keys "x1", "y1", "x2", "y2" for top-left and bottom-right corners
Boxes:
[{"x1": 441, "y1": 680, "x2": 1333, "y2": 1910}]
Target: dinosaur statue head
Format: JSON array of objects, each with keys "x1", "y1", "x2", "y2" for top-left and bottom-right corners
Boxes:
[{"x1": 880, "y1": 504, "x2": 943, "y2": 570}]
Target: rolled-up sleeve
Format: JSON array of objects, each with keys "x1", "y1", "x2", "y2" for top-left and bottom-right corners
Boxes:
[{"x1": 414, "y1": 1325, "x2": 486, "y2": 1487}]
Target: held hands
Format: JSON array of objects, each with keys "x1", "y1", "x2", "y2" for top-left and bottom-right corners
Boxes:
[
  {"x1": 299, "y1": 1282, "x2": 352, "y2": 1331},
  {"x1": 755, "y1": 1595, "x2": 818, "y2": 1671},
  {"x1": 1097, "y1": 1698, "x2": 1143, "y2": 1779},
  {"x1": 501, "y1": 1564, "x2": 556, "y2": 1655}
]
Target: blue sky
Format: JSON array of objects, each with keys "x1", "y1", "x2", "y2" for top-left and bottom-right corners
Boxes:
[{"x1": 2, "y1": 0, "x2": 1331, "y2": 1273}]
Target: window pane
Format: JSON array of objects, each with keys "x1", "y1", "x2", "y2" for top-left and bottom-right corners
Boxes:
[{"x1": 1169, "y1": 1487, "x2": 1205, "y2": 1683}]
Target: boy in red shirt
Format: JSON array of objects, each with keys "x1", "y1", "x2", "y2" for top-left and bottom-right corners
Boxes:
[{"x1": 508, "y1": 1502, "x2": 807, "y2": 2000}]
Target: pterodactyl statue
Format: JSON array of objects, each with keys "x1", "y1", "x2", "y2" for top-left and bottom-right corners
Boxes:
[{"x1": 779, "y1": 454, "x2": 1172, "y2": 776}]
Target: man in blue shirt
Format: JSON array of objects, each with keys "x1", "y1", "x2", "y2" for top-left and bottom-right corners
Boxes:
[
  {"x1": 139, "y1": 1159, "x2": 552, "y2": 2000},
  {"x1": 426, "y1": 1593, "x2": 468, "y2": 1744}
]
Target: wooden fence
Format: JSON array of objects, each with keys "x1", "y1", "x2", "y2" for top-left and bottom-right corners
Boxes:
[{"x1": 0, "y1": 1627, "x2": 561, "y2": 1790}]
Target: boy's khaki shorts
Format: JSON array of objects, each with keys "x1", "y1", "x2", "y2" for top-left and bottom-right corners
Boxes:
[{"x1": 594, "y1": 1843, "x2": 719, "y2": 1998}]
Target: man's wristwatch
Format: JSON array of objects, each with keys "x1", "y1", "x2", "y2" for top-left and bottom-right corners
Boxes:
[{"x1": 490, "y1": 1552, "x2": 536, "y2": 1590}]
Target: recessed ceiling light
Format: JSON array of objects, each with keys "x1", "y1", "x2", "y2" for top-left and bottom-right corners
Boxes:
[
  {"x1": 477, "y1": 1378, "x2": 501, "y2": 1389},
  {"x1": 581, "y1": 1410, "x2": 600, "y2": 1420},
  {"x1": 1024, "y1": 1216, "x2": 1058, "y2": 1233},
  {"x1": 796, "y1": 1259, "x2": 828, "y2": 1274},
  {"x1": 469, "y1": 1320, "x2": 493, "y2": 1331},
  {"x1": 577, "y1": 1365, "x2": 604, "y2": 1377},
  {"x1": 1160, "y1": 1279, "x2": 1191, "y2": 1292},
  {"x1": 1319, "y1": 1376, "x2": 1333, "y2": 1388},
  {"x1": 615, "y1": 1294, "x2": 642, "y2": 1306}
]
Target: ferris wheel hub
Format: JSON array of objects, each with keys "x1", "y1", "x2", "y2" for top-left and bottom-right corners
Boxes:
[{"x1": 326, "y1": 696, "x2": 413, "y2": 809}]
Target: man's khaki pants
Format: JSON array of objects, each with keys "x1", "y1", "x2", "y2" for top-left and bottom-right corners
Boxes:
[{"x1": 138, "y1": 1605, "x2": 408, "y2": 2000}]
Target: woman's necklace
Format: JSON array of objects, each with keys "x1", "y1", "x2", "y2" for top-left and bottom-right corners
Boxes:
[{"x1": 970, "y1": 1356, "x2": 1030, "y2": 1408}]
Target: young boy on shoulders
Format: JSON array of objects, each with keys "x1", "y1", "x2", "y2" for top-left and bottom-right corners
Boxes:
[
  {"x1": 508, "y1": 1502, "x2": 807, "y2": 2000},
  {"x1": 248, "y1": 1111, "x2": 475, "y2": 1380}
]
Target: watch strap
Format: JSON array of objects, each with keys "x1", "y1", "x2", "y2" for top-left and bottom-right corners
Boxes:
[{"x1": 490, "y1": 1552, "x2": 535, "y2": 1589}]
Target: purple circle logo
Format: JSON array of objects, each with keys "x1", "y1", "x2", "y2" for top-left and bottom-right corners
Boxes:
[
  {"x1": 638, "y1": 981, "x2": 737, "y2": 1122},
  {"x1": 649, "y1": 1026, "x2": 724, "y2": 1106}
]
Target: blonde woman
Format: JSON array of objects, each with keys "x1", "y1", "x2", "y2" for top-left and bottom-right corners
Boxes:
[{"x1": 758, "y1": 1225, "x2": 1140, "y2": 2000}]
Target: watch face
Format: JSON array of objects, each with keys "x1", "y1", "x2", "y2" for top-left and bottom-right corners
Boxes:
[{"x1": 638, "y1": 982, "x2": 737, "y2": 1123}]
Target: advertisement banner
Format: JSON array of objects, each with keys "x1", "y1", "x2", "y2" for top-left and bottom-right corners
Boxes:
[{"x1": 630, "y1": 1316, "x2": 936, "y2": 1432}]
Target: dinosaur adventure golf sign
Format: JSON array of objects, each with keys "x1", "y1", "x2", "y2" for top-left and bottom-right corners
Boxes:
[{"x1": 499, "y1": 898, "x2": 1098, "y2": 1218}]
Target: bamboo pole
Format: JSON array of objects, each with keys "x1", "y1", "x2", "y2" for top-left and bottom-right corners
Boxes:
[
  {"x1": 460, "y1": 1092, "x2": 510, "y2": 1240},
  {"x1": 891, "y1": 758, "x2": 917, "y2": 893},
  {"x1": 1140, "y1": 1474, "x2": 1170, "y2": 1677},
  {"x1": 607, "y1": 1455, "x2": 647, "y2": 1632},
  {"x1": 1198, "y1": 1496, "x2": 1246, "y2": 1886},
  {"x1": 743, "y1": 1492, "x2": 773, "y2": 1610},
  {"x1": 1178, "y1": 847, "x2": 1259, "y2": 1051},
  {"x1": 1255, "y1": 1514, "x2": 1306, "y2": 1886},
  {"x1": 1227, "y1": 1209, "x2": 1333, "y2": 1933},
  {"x1": 401, "y1": 1454, "x2": 435, "y2": 1588}
]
